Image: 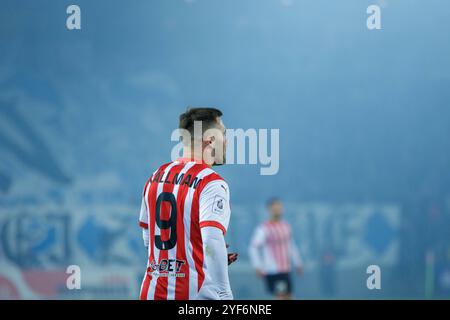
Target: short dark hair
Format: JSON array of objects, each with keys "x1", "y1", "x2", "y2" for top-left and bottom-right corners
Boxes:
[
  {"x1": 266, "y1": 197, "x2": 281, "y2": 208},
  {"x1": 179, "y1": 107, "x2": 223, "y2": 138}
]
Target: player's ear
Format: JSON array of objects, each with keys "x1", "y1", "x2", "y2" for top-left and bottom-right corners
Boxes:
[{"x1": 203, "y1": 135, "x2": 214, "y2": 145}]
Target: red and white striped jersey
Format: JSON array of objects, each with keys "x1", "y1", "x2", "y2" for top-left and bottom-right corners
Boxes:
[
  {"x1": 138, "y1": 158, "x2": 231, "y2": 300},
  {"x1": 249, "y1": 220, "x2": 302, "y2": 275}
]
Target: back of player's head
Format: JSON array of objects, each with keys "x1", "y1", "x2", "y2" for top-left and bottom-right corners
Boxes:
[
  {"x1": 179, "y1": 107, "x2": 223, "y2": 144},
  {"x1": 179, "y1": 107, "x2": 223, "y2": 131}
]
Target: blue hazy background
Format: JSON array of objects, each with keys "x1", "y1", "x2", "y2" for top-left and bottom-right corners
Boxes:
[{"x1": 0, "y1": 0, "x2": 449, "y2": 299}]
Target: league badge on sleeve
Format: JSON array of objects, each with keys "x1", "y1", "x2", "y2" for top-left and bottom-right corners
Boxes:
[{"x1": 212, "y1": 195, "x2": 226, "y2": 214}]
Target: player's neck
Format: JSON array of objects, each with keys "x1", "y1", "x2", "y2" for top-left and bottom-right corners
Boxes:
[{"x1": 181, "y1": 148, "x2": 212, "y2": 167}]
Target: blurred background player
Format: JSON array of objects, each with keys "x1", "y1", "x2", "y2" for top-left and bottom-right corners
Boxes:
[
  {"x1": 139, "y1": 107, "x2": 238, "y2": 300},
  {"x1": 249, "y1": 198, "x2": 303, "y2": 300}
]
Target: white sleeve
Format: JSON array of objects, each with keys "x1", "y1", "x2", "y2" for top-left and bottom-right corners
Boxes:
[
  {"x1": 142, "y1": 228, "x2": 149, "y2": 247},
  {"x1": 199, "y1": 180, "x2": 231, "y2": 235},
  {"x1": 138, "y1": 196, "x2": 149, "y2": 229},
  {"x1": 138, "y1": 191, "x2": 150, "y2": 248},
  {"x1": 139, "y1": 169, "x2": 159, "y2": 230},
  {"x1": 197, "y1": 226, "x2": 233, "y2": 300},
  {"x1": 249, "y1": 225, "x2": 266, "y2": 271},
  {"x1": 139, "y1": 197, "x2": 150, "y2": 246}
]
